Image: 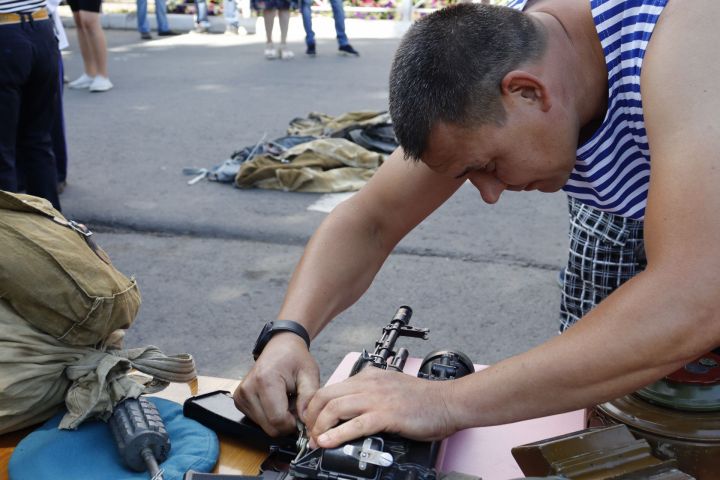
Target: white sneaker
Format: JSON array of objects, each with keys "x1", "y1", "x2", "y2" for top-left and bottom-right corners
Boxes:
[
  {"x1": 192, "y1": 23, "x2": 209, "y2": 34},
  {"x1": 89, "y1": 76, "x2": 113, "y2": 92},
  {"x1": 224, "y1": 25, "x2": 239, "y2": 35},
  {"x1": 280, "y1": 48, "x2": 294, "y2": 60},
  {"x1": 264, "y1": 46, "x2": 278, "y2": 59},
  {"x1": 68, "y1": 73, "x2": 94, "y2": 89}
]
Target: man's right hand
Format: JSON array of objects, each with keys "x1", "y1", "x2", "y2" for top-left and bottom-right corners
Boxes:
[{"x1": 233, "y1": 332, "x2": 320, "y2": 436}]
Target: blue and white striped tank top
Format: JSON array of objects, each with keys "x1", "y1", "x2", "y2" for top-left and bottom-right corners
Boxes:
[{"x1": 505, "y1": 0, "x2": 667, "y2": 220}]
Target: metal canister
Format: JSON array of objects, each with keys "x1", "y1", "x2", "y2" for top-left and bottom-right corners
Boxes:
[{"x1": 590, "y1": 352, "x2": 720, "y2": 479}]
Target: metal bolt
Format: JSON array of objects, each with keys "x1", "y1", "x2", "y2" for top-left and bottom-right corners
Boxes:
[{"x1": 699, "y1": 357, "x2": 718, "y2": 368}]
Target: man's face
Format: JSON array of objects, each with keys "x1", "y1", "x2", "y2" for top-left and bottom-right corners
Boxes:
[{"x1": 422, "y1": 116, "x2": 577, "y2": 204}]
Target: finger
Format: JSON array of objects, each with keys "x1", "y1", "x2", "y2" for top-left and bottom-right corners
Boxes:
[
  {"x1": 295, "y1": 366, "x2": 320, "y2": 422},
  {"x1": 255, "y1": 374, "x2": 297, "y2": 435},
  {"x1": 303, "y1": 377, "x2": 364, "y2": 428},
  {"x1": 234, "y1": 374, "x2": 295, "y2": 436},
  {"x1": 316, "y1": 413, "x2": 381, "y2": 449},
  {"x1": 309, "y1": 393, "x2": 369, "y2": 441}
]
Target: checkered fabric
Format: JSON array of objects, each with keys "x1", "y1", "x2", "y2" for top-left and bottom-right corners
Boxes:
[{"x1": 559, "y1": 197, "x2": 646, "y2": 331}]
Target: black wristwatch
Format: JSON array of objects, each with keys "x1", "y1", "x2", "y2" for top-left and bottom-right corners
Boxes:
[{"x1": 252, "y1": 320, "x2": 311, "y2": 360}]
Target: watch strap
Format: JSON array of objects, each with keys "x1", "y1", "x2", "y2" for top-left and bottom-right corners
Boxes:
[{"x1": 252, "y1": 320, "x2": 310, "y2": 360}]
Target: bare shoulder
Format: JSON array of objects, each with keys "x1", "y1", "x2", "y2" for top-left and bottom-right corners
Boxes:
[
  {"x1": 642, "y1": 0, "x2": 720, "y2": 115},
  {"x1": 642, "y1": 0, "x2": 720, "y2": 135},
  {"x1": 641, "y1": 0, "x2": 720, "y2": 267}
]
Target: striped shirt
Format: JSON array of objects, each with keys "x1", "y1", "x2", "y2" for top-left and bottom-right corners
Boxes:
[
  {"x1": 506, "y1": 0, "x2": 668, "y2": 220},
  {"x1": 0, "y1": 0, "x2": 46, "y2": 13}
]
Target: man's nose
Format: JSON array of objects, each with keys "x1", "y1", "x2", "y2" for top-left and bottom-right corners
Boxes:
[{"x1": 468, "y1": 172, "x2": 506, "y2": 204}]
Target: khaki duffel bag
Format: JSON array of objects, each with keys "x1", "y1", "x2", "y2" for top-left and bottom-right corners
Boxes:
[{"x1": 0, "y1": 191, "x2": 141, "y2": 346}]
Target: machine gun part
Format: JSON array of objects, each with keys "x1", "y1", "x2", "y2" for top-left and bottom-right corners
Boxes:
[
  {"x1": 109, "y1": 396, "x2": 171, "y2": 480},
  {"x1": 289, "y1": 307, "x2": 477, "y2": 480},
  {"x1": 343, "y1": 438, "x2": 394, "y2": 469},
  {"x1": 350, "y1": 306, "x2": 429, "y2": 375},
  {"x1": 418, "y1": 350, "x2": 476, "y2": 381},
  {"x1": 184, "y1": 472, "x2": 288, "y2": 480},
  {"x1": 291, "y1": 436, "x2": 387, "y2": 480}
]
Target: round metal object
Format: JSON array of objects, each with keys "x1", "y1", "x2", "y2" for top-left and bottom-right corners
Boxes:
[
  {"x1": 418, "y1": 350, "x2": 475, "y2": 380},
  {"x1": 593, "y1": 394, "x2": 720, "y2": 479},
  {"x1": 636, "y1": 353, "x2": 720, "y2": 411}
]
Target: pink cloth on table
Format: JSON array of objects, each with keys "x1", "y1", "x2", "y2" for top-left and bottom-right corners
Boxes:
[{"x1": 326, "y1": 353, "x2": 585, "y2": 480}]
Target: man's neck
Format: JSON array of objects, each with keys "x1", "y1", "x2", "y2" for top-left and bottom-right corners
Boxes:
[{"x1": 527, "y1": 0, "x2": 608, "y2": 129}]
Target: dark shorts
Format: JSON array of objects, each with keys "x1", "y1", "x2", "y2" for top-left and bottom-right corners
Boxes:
[
  {"x1": 67, "y1": 0, "x2": 102, "y2": 13},
  {"x1": 559, "y1": 196, "x2": 646, "y2": 332},
  {"x1": 251, "y1": 0, "x2": 295, "y2": 10}
]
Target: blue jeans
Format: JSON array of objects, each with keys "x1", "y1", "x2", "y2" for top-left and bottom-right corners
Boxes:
[
  {"x1": 224, "y1": 0, "x2": 239, "y2": 26},
  {"x1": 300, "y1": 0, "x2": 348, "y2": 47},
  {"x1": 136, "y1": 0, "x2": 170, "y2": 33},
  {"x1": 194, "y1": 0, "x2": 209, "y2": 25},
  {"x1": 0, "y1": 18, "x2": 60, "y2": 210}
]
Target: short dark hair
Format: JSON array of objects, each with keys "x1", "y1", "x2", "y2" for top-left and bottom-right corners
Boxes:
[{"x1": 389, "y1": 3, "x2": 547, "y2": 161}]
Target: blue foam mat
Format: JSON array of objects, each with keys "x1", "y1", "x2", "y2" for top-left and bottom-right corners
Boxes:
[{"x1": 9, "y1": 397, "x2": 219, "y2": 480}]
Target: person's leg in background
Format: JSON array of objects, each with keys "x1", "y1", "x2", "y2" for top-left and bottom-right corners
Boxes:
[
  {"x1": 277, "y1": 7, "x2": 292, "y2": 59},
  {"x1": 75, "y1": 9, "x2": 112, "y2": 92},
  {"x1": 262, "y1": 8, "x2": 278, "y2": 59},
  {"x1": 13, "y1": 19, "x2": 61, "y2": 210},
  {"x1": 53, "y1": 55, "x2": 68, "y2": 193},
  {"x1": 154, "y1": 0, "x2": 177, "y2": 35},
  {"x1": 136, "y1": 0, "x2": 152, "y2": 39},
  {"x1": 68, "y1": 0, "x2": 111, "y2": 92},
  {"x1": 194, "y1": 0, "x2": 210, "y2": 32},
  {"x1": 68, "y1": 8, "x2": 98, "y2": 87},
  {"x1": 299, "y1": 0, "x2": 315, "y2": 55},
  {"x1": 0, "y1": 25, "x2": 24, "y2": 194},
  {"x1": 223, "y1": 0, "x2": 240, "y2": 34},
  {"x1": 328, "y1": 0, "x2": 358, "y2": 56}
]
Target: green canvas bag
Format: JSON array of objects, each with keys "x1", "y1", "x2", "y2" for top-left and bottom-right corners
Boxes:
[{"x1": 0, "y1": 191, "x2": 141, "y2": 346}]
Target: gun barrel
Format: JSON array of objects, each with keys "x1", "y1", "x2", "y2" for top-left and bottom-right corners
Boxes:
[
  {"x1": 375, "y1": 306, "x2": 413, "y2": 362},
  {"x1": 392, "y1": 305, "x2": 412, "y2": 326}
]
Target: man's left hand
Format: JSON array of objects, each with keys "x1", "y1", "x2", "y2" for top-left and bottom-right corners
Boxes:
[{"x1": 302, "y1": 367, "x2": 458, "y2": 448}]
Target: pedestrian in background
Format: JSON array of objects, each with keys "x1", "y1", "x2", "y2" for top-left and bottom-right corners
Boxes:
[
  {"x1": 47, "y1": 0, "x2": 70, "y2": 192},
  {"x1": 192, "y1": 0, "x2": 211, "y2": 32},
  {"x1": 300, "y1": 0, "x2": 358, "y2": 56},
  {"x1": 222, "y1": 0, "x2": 243, "y2": 34},
  {"x1": 136, "y1": 0, "x2": 178, "y2": 40},
  {"x1": 252, "y1": 0, "x2": 294, "y2": 59},
  {"x1": 0, "y1": 0, "x2": 62, "y2": 210},
  {"x1": 67, "y1": 0, "x2": 113, "y2": 92}
]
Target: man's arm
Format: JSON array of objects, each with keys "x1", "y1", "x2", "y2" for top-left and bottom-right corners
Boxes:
[
  {"x1": 303, "y1": 1, "x2": 720, "y2": 447},
  {"x1": 233, "y1": 147, "x2": 465, "y2": 435}
]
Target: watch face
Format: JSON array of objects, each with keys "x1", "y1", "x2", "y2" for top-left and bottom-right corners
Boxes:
[{"x1": 253, "y1": 322, "x2": 274, "y2": 357}]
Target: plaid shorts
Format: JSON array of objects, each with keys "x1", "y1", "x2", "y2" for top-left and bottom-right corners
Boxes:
[{"x1": 559, "y1": 197, "x2": 646, "y2": 331}]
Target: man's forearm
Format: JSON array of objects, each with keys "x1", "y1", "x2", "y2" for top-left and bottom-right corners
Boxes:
[
  {"x1": 446, "y1": 267, "x2": 719, "y2": 430},
  {"x1": 277, "y1": 200, "x2": 394, "y2": 338}
]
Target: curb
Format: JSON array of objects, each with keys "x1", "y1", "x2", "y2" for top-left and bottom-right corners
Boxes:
[{"x1": 60, "y1": 11, "x2": 257, "y2": 34}]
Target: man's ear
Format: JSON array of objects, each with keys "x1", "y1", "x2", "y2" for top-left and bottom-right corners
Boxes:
[{"x1": 500, "y1": 70, "x2": 552, "y2": 112}]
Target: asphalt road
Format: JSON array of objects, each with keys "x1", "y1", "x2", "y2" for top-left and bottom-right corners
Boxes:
[{"x1": 58, "y1": 19, "x2": 570, "y2": 381}]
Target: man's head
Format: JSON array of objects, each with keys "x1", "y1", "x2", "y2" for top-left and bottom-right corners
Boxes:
[{"x1": 389, "y1": 3, "x2": 548, "y2": 162}]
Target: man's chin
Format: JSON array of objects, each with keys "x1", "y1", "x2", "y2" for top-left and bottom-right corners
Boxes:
[
  {"x1": 537, "y1": 185, "x2": 562, "y2": 193},
  {"x1": 531, "y1": 177, "x2": 569, "y2": 193}
]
